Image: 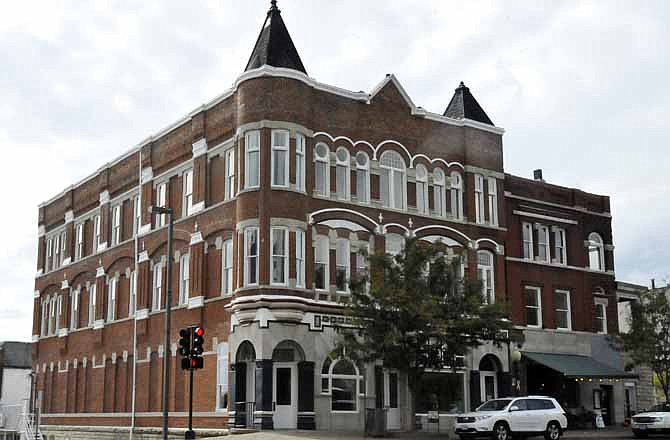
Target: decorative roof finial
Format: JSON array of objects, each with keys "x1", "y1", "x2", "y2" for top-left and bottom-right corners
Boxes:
[{"x1": 270, "y1": 0, "x2": 280, "y2": 13}]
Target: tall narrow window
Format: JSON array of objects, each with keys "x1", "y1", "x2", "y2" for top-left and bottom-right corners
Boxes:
[
  {"x1": 152, "y1": 263, "x2": 162, "y2": 311},
  {"x1": 55, "y1": 295, "x2": 62, "y2": 333},
  {"x1": 48, "y1": 296, "x2": 56, "y2": 335},
  {"x1": 522, "y1": 222, "x2": 534, "y2": 260},
  {"x1": 433, "y1": 168, "x2": 446, "y2": 216},
  {"x1": 271, "y1": 228, "x2": 288, "y2": 285},
  {"x1": 226, "y1": 148, "x2": 236, "y2": 199},
  {"x1": 315, "y1": 236, "x2": 329, "y2": 290},
  {"x1": 156, "y1": 183, "x2": 167, "y2": 227},
  {"x1": 379, "y1": 151, "x2": 406, "y2": 210},
  {"x1": 415, "y1": 164, "x2": 428, "y2": 214},
  {"x1": 554, "y1": 290, "x2": 571, "y2": 331},
  {"x1": 296, "y1": 230, "x2": 305, "y2": 288},
  {"x1": 222, "y1": 239, "x2": 233, "y2": 296},
  {"x1": 450, "y1": 171, "x2": 463, "y2": 220},
  {"x1": 296, "y1": 134, "x2": 305, "y2": 191},
  {"x1": 133, "y1": 196, "x2": 140, "y2": 235},
  {"x1": 244, "y1": 228, "x2": 259, "y2": 286},
  {"x1": 335, "y1": 147, "x2": 350, "y2": 200},
  {"x1": 355, "y1": 152, "x2": 370, "y2": 203},
  {"x1": 588, "y1": 233, "x2": 604, "y2": 271},
  {"x1": 336, "y1": 238, "x2": 350, "y2": 293},
  {"x1": 487, "y1": 177, "x2": 498, "y2": 226},
  {"x1": 111, "y1": 205, "x2": 121, "y2": 246},
  {"x1": 60, "y1": 231, "x2": 66, "y2": 265},
  {"x1": 107, "y1": 277, "x2": 117, "y2": 322},
  {"x1": 477, "y1": 250, "x2": 495, "y2": 304},
  {"x1": 474, "y1": 174, "x2": 485, "y2": 224},
  {"x1": 75, "y1": 223, "x2": 84, "y2": 261},
  {"x1": 356, "y1": 244, "x2": 368, "y2": 279},
  {"x1": 595, "y1": 301, "x2": 607, "y2": 334},
  {"x1": 183, "y1": 169, "x2": 193, "y2": 217},
  {"x1": 53, "y1": 234, "x2": 61, "y2": 269},
  {"x1": 41, "y1": 299, "x2": 48, "y2": 337},
  {"x1": 525, "y1": 286, "x2": 542, "y2": 328},
  {"x1": 554, "y1": 228, "x2": 567, "y2": 265},
  {"x1": 537, "y1": 224, "x2": 550, "y2": 262},
  {"x1": 314, "y1": 143, "x2": 330, "y2": 196},
  {"x1": 216, "y1": 342, "x2": 229, "y2": 410},
  {"x1": 70, "y1": 289, "x2": 79, "y2": 330},
  {"x1": 271, "y1": 130, "x2": 289, "y2": 187},
  {"x1": 46, "y1": 238, "x2": 53, "y2": 272},
  {"x1": 179, "y1": 253, "x2": 190, "y2": 305},
  {"x1": 88, "y1": 285, "x2": 96, "y2": 327},
  {"x1": 245, "y1": 130, "x2": 260, "y2": 189},
  {"x1": 129, "y1": 271, "x2": 137, "y2": 317}
]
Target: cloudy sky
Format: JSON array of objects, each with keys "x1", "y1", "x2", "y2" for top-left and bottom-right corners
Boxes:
[{"x1": 1, "y1": 0, "x2": 668, "y2": 341}]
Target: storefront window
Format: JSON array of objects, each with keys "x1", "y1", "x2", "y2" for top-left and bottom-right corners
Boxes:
[
  {"x1": 415, "y1": 372, "x2": 465, "y2": 413},
  {"x1": 321, "y1": 357, "x2": 361, "y2": 412}
]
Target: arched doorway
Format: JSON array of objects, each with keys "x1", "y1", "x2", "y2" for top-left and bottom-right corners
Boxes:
[
  {"x1": 272, "y1": 340, "x2": 305, "y2": 429},
  {"x1": 479, "y1": 354, "x2": 502, "y2": 402},
  {"x1": 233, "y1": 341, "x2": 256, "y2": 428}
]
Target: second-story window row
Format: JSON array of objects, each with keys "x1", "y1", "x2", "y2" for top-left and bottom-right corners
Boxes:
[{"x1": 521, "y1": 221, "x2": 568, "y2": 265}]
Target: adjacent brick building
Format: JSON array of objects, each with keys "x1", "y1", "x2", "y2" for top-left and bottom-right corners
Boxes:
[{"x1": 31, "y1": 1, "x2": 644, "y2": 437}]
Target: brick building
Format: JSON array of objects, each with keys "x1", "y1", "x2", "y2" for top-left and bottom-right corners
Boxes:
[{"x1": 31, "y1": 1, "x2": 644, "y2": 437}]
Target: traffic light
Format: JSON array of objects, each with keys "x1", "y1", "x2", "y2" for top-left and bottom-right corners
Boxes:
[
  {"x1": 178, "y1": 327, "x2": 192, "y2": 370},
  {"x1": 191, "y1": 327, "x2": 205, "y2": 369}
]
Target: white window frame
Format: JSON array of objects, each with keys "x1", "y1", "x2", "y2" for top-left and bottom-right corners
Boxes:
[
  {"x1": 75, "y1": 223, "x2": 84, "y2": 261},
  {"x1": 53, "y1": 234, "x2": 60, "y2": 269},
  {"x1": 314, "y1": 143, "x2": 330, "y2": 197},
  {"x1": 554, "y1": 289, "x2": 572, "y2": 331},
  {"x1": 553, "y1": 227, "x2": 567, "y2": 265},
  {"x1": 107, "y1": 277, "x2": 117, "y2": 322},
  {"x1": 335, "y1": 147, "x2": 350, "y2": 200},
  {"x1": 433, "y1": 168, "x2": 446, "y2": 217},
  {"x1": 327, "y1": 358, "x2": 362, "y2": 413},
  {"x1": 156, "y1": 183, "x2": 167, "y2": 227},
  {"x1": 244, "y1": 227, "x2": 259, "y2": 286},
  {"x1": 222, "y1": 239, "x2": 233, "y2": 296},
  {"x1": 525, "y1": 286, "x2": 542, "y2": 328},
  {"x1": 415, "y1": 164, "x2": 429, "y2": 215},
  {"x1": 474, "y1": 174, "x2": 485, "y2": 224},
  {"x1": 183, "y1": 168, "x2": 194, "y2": 217},
  {"x1": 450, "y1": 171, "x2": 463, "y2": 220},
  {"x1": 245, "y1": 130, "x2": 260, "y2": 189},
  {"x1": 336, "y1": 238, "x2": 350, "y2": 293},
  {"x1": 133, "y1": 195, "x2": 140, "y2": 236},
  {"x1": 46, "y1": 238, "x2": 53, "y2": 272},
  {"x1": 588, "y1": 232, "x2": 605, "y2": 271},
  {"x1": 355, "y1": 152, "x2": 370, "y2": 204},
  {"x1": 153, "y1": 263, "x2": 163, "y2": 311},
  {"x1": 296, "y1": 230, "x2": 305, "y2": 288},
  {"x1": 88, "y1": 284, "x2": 96, "y2": 327},
  {"x1": 48, "y1": 296, "x2": 56, "y2": 335},
  {"x1": 225, "y1": 148, "x2": 236, "y2": 199},
  {"x1": 271, "y1": 129, "x2": 289, "y2": 188},
  {"x1": 537, "y1": 224, "x2": 550, "y2": 262},
  {"x1": 379, "y1": 151, "x2": 406, "y2": 210},
  {"x1": 270, "y1": 227, "x2": 288, "y2": 286},
  {"x1": 111, "y1": 204, "x2": 121, "y2": 246},
  {"x1": 70, "y1": 289, "x2": 79, "y2": 331},
  {"x1": 216, "y1": 342, "x2": 229, "y2": 411},
  {"x1": 314, "y1": 235, "x2": 330, "y2": 291},
  {"x1": 41, "y1": 298, "x2": 48, "y2": 337},
  {"x1": 296, "y1": 134, "x2": 305, "y2": 191},
  {"x1": 179, "y1": 253, "x2": 190, "y2": 305},
  {"x1": 385, "y1": 233, "x2": 405, "y2": 256},
  {"x1": 55, "y1": 294, "x2": 62, "y2": 333},
  {"x1": 487, "y1": 177, "x2": 498, "y2": 226},
  {"x1": 129, "y1": 271, "x2": 137, "y2": 317},
  {"x1": 595, "y1": 299, "x2": 608, "y2": 334},
  {"x1": 477, "y1": 250, "x2": 495, "y2": 304},
  {"x1": 522, "y1": 222, "x2": 534, "y2": 260}
]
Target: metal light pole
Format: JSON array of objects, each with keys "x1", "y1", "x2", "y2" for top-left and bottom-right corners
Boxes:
[{"x1": 152, "y1": 206, "x2": 174, "y2": 440}]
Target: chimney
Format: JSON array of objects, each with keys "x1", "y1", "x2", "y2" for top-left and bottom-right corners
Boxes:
[
  {"x1": 533, "y1": 169, "x2": 544, "y2": 182},
  {"x1": 651, "y1": 278, "x2": 656, "y2": 289}
]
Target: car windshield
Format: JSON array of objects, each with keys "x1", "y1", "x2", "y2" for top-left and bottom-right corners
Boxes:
[
  {"x1": 477, "y1": 399, "x2": 513, "y2": 411},
  {"x1": 648, "y1": 403, "x2": 670, "y2": 413}
]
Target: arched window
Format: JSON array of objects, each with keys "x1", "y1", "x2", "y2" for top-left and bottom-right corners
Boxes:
[
  {"x1": 314, "y1": 143, "x2": 330, "y2": 197},
  {"x1": 386, "y1": 233, "x2": 405, "y2": 257},
  {"x1": 415, "y1": 164, "x2": 428, "y2": 214},
  {"x1": 588, "y1": 233, "x2": 604, "y2": 271},
  {"x1": 380, "y1": 151, "x2": 406, "y2": 210},
  {"x1": 315, "y1": 236, "x2": 330, "y2": 290},
  {"x1": 216, "y1": 342, "x2": 229, "y2": 410},
  {"x1": 433, "y1": 168, "x2": 446, "y2": 217},
  {"x1": 335, "y1": 147, "x2": 350, "y2": 200},
  {"x1": 355, "y1": 152, "x2": 370, "y2": 203},
  {"x1": 324, "y1": 358, "x2": 362, "y2": 412},
  {"x1": 41, "y1": 297, "x2": 49, "y2": 337},
  {"x1": 450, "y1": 171, "x2": 463, "y2": 220},
  {"x1": 477, "y1": 250, "x2": 495, "y2": 304}
]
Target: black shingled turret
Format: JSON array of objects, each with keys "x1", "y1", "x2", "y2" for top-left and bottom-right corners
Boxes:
[
  {"x1": 443, "y1": 81, "x2": 494, "y2": 125},
  {"x1": 245, "y1": 0, "x2": 307, "y2": 74}
]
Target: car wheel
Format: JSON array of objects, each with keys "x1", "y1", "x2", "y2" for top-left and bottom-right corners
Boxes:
[
  {"x1": 492, "y1": 422, "x2": 511, "y2": 440},
  {"x1": 544, "y1": 421, "x2": 561, "y2": 440}
]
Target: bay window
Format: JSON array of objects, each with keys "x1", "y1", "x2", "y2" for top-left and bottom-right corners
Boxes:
[
  {"x1": 271, "y1": 228, "x2": 288, "y2": 285},
  {"x1": 245, "y1": 130, "x2": 260, "y2": 189},
  {"x1": 244, "y1": 228, "x2": 259, "y2": 286},
  {"x1": 271, "y1": 130, "x2": 289, "y2": 187}
]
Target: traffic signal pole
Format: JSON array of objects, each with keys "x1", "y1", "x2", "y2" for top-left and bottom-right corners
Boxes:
[{"x1": 186, "y1": 368, "x2": 195, "y2": 439}]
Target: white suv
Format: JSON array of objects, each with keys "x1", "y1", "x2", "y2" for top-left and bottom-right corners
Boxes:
[
  {"x1": 454, "y1": 396, "x2": 568, "y2": 440},
  {"x1": 631, "y1": 402, "x2": 670, "y2": 438}
]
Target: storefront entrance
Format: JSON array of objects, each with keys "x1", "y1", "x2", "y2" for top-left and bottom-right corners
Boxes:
[
  {"x1": 384, "y1": 370, "x2": 400, "y2": 430},
  {"x1": 273, "y1": 363, "x2": 298, "y2": 429}
]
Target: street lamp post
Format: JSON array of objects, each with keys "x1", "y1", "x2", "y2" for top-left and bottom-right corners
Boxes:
[
  {"x1": 151, "y1": 206, "x2": 174, "y2": 440},
  {"x1": 511, "y1": 348, "x2": 522, "y2": 397}
]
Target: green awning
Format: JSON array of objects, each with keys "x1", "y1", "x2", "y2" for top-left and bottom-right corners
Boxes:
[{"x1": 523, "y1": 351, "x2": 638, "y2": 379}]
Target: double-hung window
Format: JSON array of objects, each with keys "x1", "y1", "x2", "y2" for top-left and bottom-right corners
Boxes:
[
  {"x1": 216, "y1": 342, "x2": 229, "y2": 410},
  {"x1": 525, "y1": 286, "x2": 542, "y2": 328},
  {"x1": 53, "y1": 234, "x2": 61, "y2": 269},
  {"x1": 46, "y1": 238, "x2": 53, "y2": 272},
  {"x1": 271, "y1": 130, "x2": 289, "y2": 187},
  {"x1": 522, "y1": 222, "x2": 534, "y2": 260},
  {"x1": 153, "y1": 263, "x2": 162, "y2": 311},
  {"x1": 225, "y1": 149, "x2": 235, "y2": 199},
  {"x1": 433, "y1": 168, "x2": 446, "y2": 217},
  {"x1": 477, "y1": 250, "x2": 495, "y2": 304},
  {"x1": 41, "y1": 299, "x2": 48, "y2": 336},
  {"x1": 314, "y1": 143, "x2": 330, "y2": 196},
  {"x1": 295, "y1": 230, "x2": 305, "y2": 288},
  {"x1": 129, "y1": 271, "x2": 137, "y2": 317},
  {"x1": 271, "y1": 228, "x2": 288, "y2": 285},
  {"x1": 55, "y1": 295, "x2": 62, "y2": 333},
  {"x1": 296, "y1": 134, "x2": 305, "y2": 191},
  {"x1": 379, "y1": 151, "x2": 406, "y2": 210},
  {"x1": 487, "y1": 177, "x2": 498, "y2": 226},
  {"x1": 48, "y1": 296, "x2": 56, "y2": 335},
  {"x1": 595, "y1": 300, "x2": 607, "y2": 334},
  {"x1": 59, "y1": 231, "x2": 66, "y2": 265},
  {"x1": 537, "y1": 224, "x2": 550, "y2": 262},
  {"x1": 245, "y1": 130, "x2": 260, "y2": 189},
  {"x1": 183, "y1": 169, "x2": 193, "y2": 217},
  {"x1": 474, "y1": 174, "x2": 485, "y2": 224},
  {"x1": 156, "y1": 183, "x2": 167, "y2": 227},
  {"x1": 244, "y1": 228, "x2": 259, "y2": 286},
  {"x1": 315, "y1": 236, "x2": 329, "y2": 290},
  {"x1": 554, "y1": 228, "x2": 567, "y2": 264},
  {"x1": 111, "y1": 205, "x2": 121, "y2": 246},
  {"x1": 355, "y1": 152, "x2": 370, "y2": 203},
  {"x1": 133, "y1": 196, "x2": 140, "y2": 235},
  {"x1": 107, "y1": 277, "x2": 117, "y2": 322},
  {"x1": 554, "y1": 290, "x2": 571, "y2": 330},
  {"x1": 179, "y1": 253, "x2": 190, "y2": 305},
  {"x1": 88, "y1": 284, "x2": 96, "y2": 327},
  {"x1": 450, "y1": 171, "x2": 463, "y2": 220},
  {"x1": 222, "y1": 239, "x2": 233, "y2": 295},
  {"x1": 588, "y1": 233, "x2": 605, "y2": 271},
  {"x1": 336, "y1": 238, "x2": 350, "y2": 293},
  {"x1": 335, "y1": 147, "x2": 350, "y2": 200},
  {"x1": 70, "y1": 289, "x2": 79, "y2": 330},
  {"x1": 75, "y1": 223, "x2": 84, "y2": 261},
  {"x1": 415, "y1": 165, "x2": 428, "y2": 214}
]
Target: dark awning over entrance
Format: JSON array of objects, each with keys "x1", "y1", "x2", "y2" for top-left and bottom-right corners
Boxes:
[{"x1": 523, "y1": 352, "x2": 638, "y2": 379}]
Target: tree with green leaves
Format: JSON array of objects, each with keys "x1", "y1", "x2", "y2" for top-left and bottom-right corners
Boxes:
[
  {"x1": 620, "y1": 289, "x2": 670, "y2": 404},
  {"x1": 338, "y1": 236, "x2": 511, "y2": 420}
]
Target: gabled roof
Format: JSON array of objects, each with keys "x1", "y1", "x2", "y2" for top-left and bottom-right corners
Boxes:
[
  {"x1": 0, "y1": 341, "x2": 32, "y2": 369},
  {"x1": 245, "y1": 1, "x2": 307, "y2": 74},
  {"x1": 444, "y1": 81, "x2": 494, "y2": 126}
]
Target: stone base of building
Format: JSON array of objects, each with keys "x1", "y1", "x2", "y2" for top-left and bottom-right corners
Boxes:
[{"x1": 41, "y1": 425, "x2": 228, "y2": 439}]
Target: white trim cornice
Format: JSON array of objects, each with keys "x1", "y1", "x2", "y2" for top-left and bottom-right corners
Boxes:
[{"x1": 512, "y1": 210, "x2": 578, "y2": 225}]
